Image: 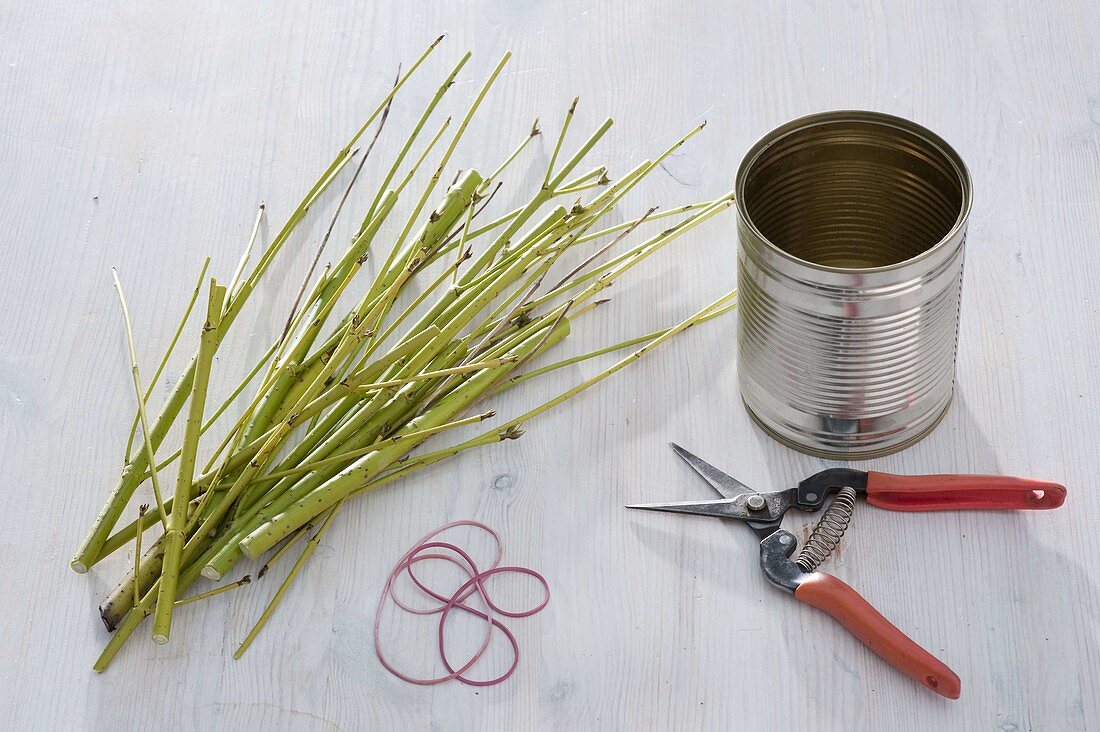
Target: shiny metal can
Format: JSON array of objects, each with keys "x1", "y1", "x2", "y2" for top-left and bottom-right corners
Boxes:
[{"x1": 735, "y1": 111, "x2": 972, "y2": 459}]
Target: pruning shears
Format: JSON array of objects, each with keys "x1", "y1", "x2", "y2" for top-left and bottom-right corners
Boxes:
[{"x1": 627, "y1": 443, "x2": 1067, "y2": 699}]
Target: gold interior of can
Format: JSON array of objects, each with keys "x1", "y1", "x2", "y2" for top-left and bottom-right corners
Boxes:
[{"x1": 741, "y1": 116, "x2": 966, "y2": 268}]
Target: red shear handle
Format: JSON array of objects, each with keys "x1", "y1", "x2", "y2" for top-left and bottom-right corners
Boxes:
[
  {"x1": 865, "y1": 472, "x2": 1066, "y2": 512},
  {"x1": 795, "y1": 573, "x2": 961, "y2": 699}
]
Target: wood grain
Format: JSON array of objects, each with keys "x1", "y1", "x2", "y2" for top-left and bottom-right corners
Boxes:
[{"x1": 1, "y1": 0, "x2": 1098, "y2": 729}]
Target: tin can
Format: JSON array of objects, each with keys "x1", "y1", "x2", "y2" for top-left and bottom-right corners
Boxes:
[{"x1": 735, "y1": 111, "x2": 972, "y2": 459}]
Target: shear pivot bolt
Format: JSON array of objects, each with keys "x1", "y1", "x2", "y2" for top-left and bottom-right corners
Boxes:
[{"x1": 746, "y1": 495, "x2": 766, "y2": 511}]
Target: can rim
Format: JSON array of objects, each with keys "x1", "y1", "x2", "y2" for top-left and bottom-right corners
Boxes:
[{"x1": 734, "y1": 109, "x2": 973, "y2": 274}]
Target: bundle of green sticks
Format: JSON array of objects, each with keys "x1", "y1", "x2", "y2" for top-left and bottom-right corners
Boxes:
[{"x1": 73, "y1": 38, "x2": 737, "y2": 671}]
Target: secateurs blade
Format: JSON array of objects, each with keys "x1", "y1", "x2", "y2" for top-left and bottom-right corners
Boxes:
[{"x1": 626, "y1": 443, "x2": 1067, "y2": 699}]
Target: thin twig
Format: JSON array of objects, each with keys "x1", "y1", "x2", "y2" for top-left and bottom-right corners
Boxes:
[
  {"x1": 280, "y1": 66, "x2": 399, "y2": 342},
  {"x1": 233, "y1": 504, "x2": 341, "y2": 659},
  {"x1": 132, "y1": 504, "x2": 147, "y2": 608},
  {"x1": 256, "y1": 524, "x2": 313, "y2": 580},
  {"x1": 549, "y1": 207, "x2": 656, "y2": 291},
  {"x1": 124, "y1": 257, "x2": 211, "y2": 462},
  {"x1": 278, "y1": 147, "x2": 363, "y2": 343},
  {"x1": 489, "y1": 297, "x2": 737, "y2": 395},
  {"x1": 482, "y1": 118, "x2": 541, "y2": 190},
  {"x1": 363, "y1": 51, "x2": 470, "y2": 224},
  {"x1": 544, "y1": 97, "x2": 578, "y2": 187},
  {"x1": 111, "y1": 268, "x2": 169, "y2": 528},
  {"x1": 452, "y1": 193, "x2": 477, "y2": 284},
  {"x1": 227, "y1": 203, "x2": 266, "y2": 301},
  {"x1": 555, "y1": 165, "x2": 607, "y2": 192},
  {"x1": 573, "y1": 201, "x2": 712, "y2": 245},
  {"x1": 173, "y1": 576, "x2": 252, "y2": 607}
]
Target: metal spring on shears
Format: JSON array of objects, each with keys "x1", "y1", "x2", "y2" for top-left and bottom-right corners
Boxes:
[{"x1": 795, "y1": 487, "x2": 857, "y2": 572}]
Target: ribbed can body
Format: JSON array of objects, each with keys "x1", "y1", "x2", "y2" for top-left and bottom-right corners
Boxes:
[{"x1": 735, "y1": 111, "x2": 972, "y2": 458}]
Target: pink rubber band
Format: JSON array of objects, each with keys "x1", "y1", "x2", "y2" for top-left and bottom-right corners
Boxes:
[{"x1": 373, "y1": 520, "x2": 550, "y2": 686}]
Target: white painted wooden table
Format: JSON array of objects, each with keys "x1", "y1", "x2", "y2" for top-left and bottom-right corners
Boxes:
[{"x1": 2, "y1": 2, "x2": 1098, "y2": 729}]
